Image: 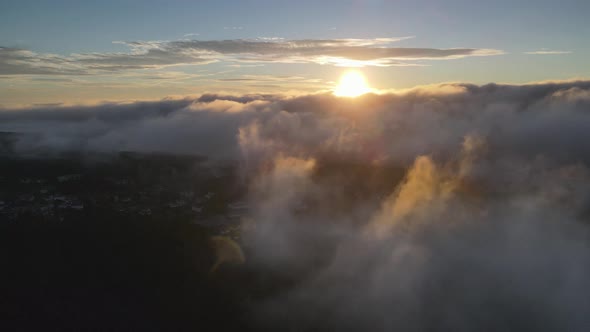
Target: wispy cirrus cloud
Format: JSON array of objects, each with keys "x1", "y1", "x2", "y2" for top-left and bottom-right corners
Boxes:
[
  {"x1": 0, "y1": 37, "x2": 504, "y2": 75},
  {"x1": 0, "y1": 47, "x2": 86, "y2": 75},
  {"x1": 525, "y1": 49, "x2": 572, "y2": 55}
]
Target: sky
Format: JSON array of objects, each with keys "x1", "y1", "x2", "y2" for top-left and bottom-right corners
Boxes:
[{"x1": 1, "y1": 0, "x2": 589, "y2": 106}]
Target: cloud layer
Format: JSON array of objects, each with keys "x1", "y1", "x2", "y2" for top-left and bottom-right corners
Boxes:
[
  {"x1": 0, "y1": 38, "x2": 503, "y2": 75},
  {"x1": 3, "y1": 80, "x2": 590, "y2": 330},
  {"x1": 3, "y1": 80, "x2": 590, "y2": 165}
]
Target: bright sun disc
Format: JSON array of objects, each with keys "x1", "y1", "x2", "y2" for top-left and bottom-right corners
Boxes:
[{"x1": 334, "y1": 71, "x2": 372, "y2": 97}]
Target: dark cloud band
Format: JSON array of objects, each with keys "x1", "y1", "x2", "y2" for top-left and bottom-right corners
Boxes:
[{"x1": 0, "y1": 38, "x2": 503, "y2": 75}]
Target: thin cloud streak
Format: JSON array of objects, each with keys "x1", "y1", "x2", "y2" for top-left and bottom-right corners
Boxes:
[{"x1": 525, "y1": 50, "x2": 572, "y2": 55}]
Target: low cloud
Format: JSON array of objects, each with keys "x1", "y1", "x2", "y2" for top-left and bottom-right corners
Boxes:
[
  {"x1": 3, "y1": 80, "x2": 590, "y2": 330},
  {"x1": 2, "y1": 80, "x2": 590, "y2": 165},
  {"x1": 2, "y1": 80, "x2": 590, "y2": 163},
  {"x1": 246, "y1": 142, "x2": 590, "y2": 331}
]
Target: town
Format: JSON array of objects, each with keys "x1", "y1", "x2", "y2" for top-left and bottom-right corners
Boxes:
[{"x1": 0, "y1": 150, "x2": 248, "y2": 237}]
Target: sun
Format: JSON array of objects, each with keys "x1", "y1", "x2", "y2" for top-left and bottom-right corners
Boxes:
[{"x1": 334, "y1": 71, "x2": 372, "y2": 97}]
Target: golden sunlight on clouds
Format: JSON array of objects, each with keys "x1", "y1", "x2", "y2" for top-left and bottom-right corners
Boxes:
[{"x1": 334, "y1": 71, "x2": 372, "y2": 97}]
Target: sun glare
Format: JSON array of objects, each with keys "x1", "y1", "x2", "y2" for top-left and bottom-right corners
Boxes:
[{"x1": 334, "y1": 71, "x2": 372, "y2": 97}]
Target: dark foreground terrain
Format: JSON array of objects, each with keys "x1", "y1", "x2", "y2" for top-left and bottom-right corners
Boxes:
[
  {"x1": 0, "y1": 152, "x2": 248, "y2": 330},
  {"x1": 0, "y1": 150, "x2": 403, "y2": 331}
]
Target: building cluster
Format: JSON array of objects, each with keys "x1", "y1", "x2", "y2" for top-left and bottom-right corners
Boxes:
[{"x1": 1, "y1": 172, "x2": 249, "y2": 229}]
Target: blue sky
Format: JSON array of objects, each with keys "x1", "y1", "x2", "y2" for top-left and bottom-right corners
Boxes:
[{"x1": 1, "y1": 0, "x2": 588, "y2": 105}]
